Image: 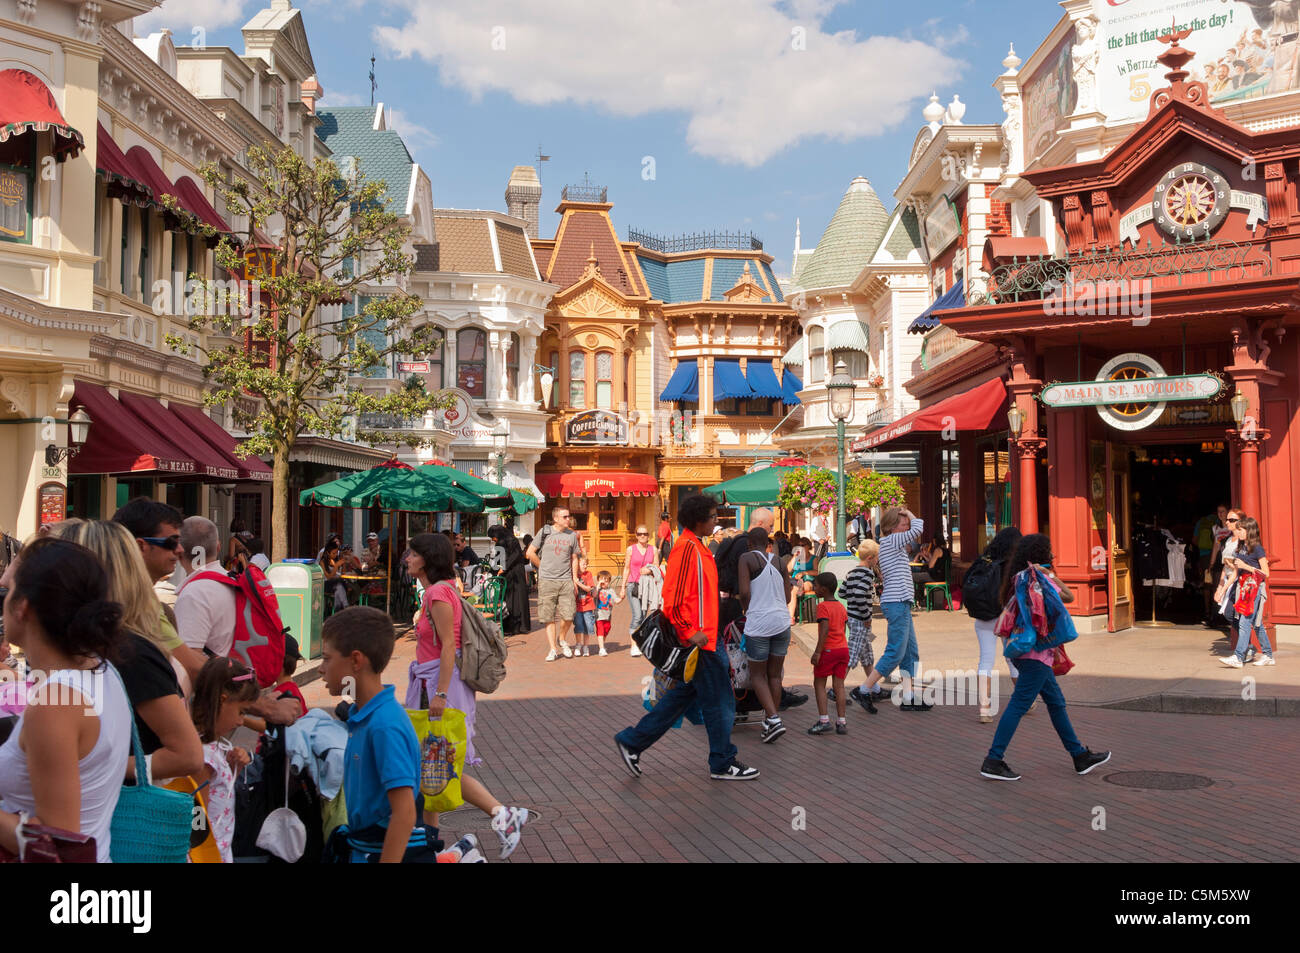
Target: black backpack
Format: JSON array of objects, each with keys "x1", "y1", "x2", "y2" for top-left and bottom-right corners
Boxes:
[{"x1": 961, "y1": 554, "x2": 1006, "y2": 621}]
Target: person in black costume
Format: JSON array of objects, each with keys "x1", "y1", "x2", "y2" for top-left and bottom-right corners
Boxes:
[{"x1": 488, "y1": 525, "x2": 531, "y2": 636}]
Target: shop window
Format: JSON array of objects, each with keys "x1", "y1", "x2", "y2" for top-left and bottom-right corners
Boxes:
[
  {"x1": 598, "y1": 497, "x2": 616, "y2": 531},
  {"x1": 745, "y1": 398, "x2": 776, "y2": 416},
  {"x1": 506, "y1": 333, "x2": 520, "y2": 397},
  {"x1": 833, "y1": 349, "x2": 867, "y2": 379},
  {"x1": 808, "y1": 327, "x2": 825, "y2": 383},
  {"x1": 715, "y1": 398, "x2": 737, "y2": 415},
  {"x1": 0, "y1": 136, "x2": 35, "y2": 244},
  {"x1": 457, "y1": 328, "x2": 487, "y2": 397},
  {"x1": 569, "y1": 350, "x2": 587, "y2": 407},
  {"x1": 596, "y1": 350, "x2": 613, "y2": 410},
  {"x1": 425, "y1": 327, "x2": 445, "y2": 388}
]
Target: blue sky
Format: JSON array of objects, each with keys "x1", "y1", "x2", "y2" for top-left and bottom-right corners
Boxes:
[{"x1": 141, "y1": 0, "x2": 1065, "y2": 276}]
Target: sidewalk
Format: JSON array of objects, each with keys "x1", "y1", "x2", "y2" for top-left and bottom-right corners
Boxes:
[{"x1": 789, "y1": 608, "x2": 1299, "y2": 717}]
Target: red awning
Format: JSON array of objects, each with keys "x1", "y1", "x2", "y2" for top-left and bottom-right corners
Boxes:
[
  {"x1": 851, "y1": 377, "x2": 1007, "y2": 452},
  {"x1": 69, "y1": 382, "x2": 196, "y2": 476},
  {"x1": 170, "y1": 175, "x2": 231, "y2": 233},
  {"x1": 117, "y1": 392, "x2": 241, "y2": 482},
  {"x1": 166, "y1": 402, "x2": 272, "y2": 482},
  {"x1": 95, "y1": 122, "x2": 152, "y2": 207},
  {"x1": 535, "y1": 471, "x2": 659, "y2": 498},
  {"x1": 123, "y1": 146, "x2": 177, "y2": 207},
  {"x1": 0, "y1": 69, "x2": 84, "y2": 160}
]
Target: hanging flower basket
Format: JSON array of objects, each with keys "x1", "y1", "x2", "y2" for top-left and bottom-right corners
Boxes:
[
  {"x1": 776, "y1": 468, "x2": 837, "y2": 514},
  {"x1": 845, "y1": 469, "x2": 905, "y2": 514}
]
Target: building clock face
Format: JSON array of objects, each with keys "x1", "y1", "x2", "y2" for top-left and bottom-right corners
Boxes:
[{"x1": 1152, "y1": 162, "x2": 1229, "y2": 241}]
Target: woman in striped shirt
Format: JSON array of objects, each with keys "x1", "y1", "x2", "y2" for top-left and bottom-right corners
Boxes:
[{"x1": 854, "y1": 507, "x2": 930, "y2": 711}]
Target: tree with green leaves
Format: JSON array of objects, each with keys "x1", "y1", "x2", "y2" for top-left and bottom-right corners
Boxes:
[{"x1": 165, "y1": 143, "x2": 447, "y2": 561}]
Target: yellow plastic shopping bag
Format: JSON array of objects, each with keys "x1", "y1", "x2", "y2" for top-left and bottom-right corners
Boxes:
[{"x1": 406, "y1": 707, "x2": 467, "y2": 814}]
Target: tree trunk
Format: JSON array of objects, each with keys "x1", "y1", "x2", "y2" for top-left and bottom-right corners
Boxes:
[{"x1": 272, "y1": 445, "x2": 292, "y2": 563}]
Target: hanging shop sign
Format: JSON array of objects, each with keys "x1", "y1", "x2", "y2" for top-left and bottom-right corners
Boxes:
[
  {"x1": 1039, "y1": 353, "x2": 1224, "y2": 432},
  {"x1": 923, "y1": 196, "x2": 962, "y2": 257},
  {"x1": 565, "y1": 409, "x2": 629, "y2": 445}
]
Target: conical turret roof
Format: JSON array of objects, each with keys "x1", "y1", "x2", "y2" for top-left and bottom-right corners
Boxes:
[{"x1": 794, "y1": 176, "x2": 890, "y2": 292}]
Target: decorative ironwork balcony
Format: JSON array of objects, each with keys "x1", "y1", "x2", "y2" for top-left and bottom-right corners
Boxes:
[
  {"x1": 628, "y1": 228, "x2": 764, "y2": 253},
  {"x1": 968, "y1": 237, "x2": 1273, "y2": 305},
  {"x1": 561, "y1": 183, "x2": 608, "y2": 203}
]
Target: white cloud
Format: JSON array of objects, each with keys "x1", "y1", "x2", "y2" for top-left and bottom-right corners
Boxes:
[
  {"x1": 133, "y1": 0, "x2": 251, "y2": 36},
  {"x1": 372, "y1": 0, "x2": 962, "y2": 167}
]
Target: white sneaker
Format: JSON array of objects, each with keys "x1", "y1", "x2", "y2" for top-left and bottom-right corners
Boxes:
[
  {"x1": 630, "y1": 646, "x2": 642, "y2": 657},
  {"x1": 1252, "y1": 655, "x2": 1276, "y2": 666},
  {"x1": 581, "y1": 646, "x2": 590, "y2": 657},
  {"x1": 1220, "y1": 655, "x2": 1243, "y2": 668},
  {"x1": 560, "y1": 641, "x2": 573, "y2": 658},
  {"x1": 545, "y1": 650, "x2": 558, "y2": 662},
  {"x1": 459, "y1": 848, "x2": 487, "y2": 863},
  {"x1": 598, "y1": 647, "x2": 609, "y2": 657},
  {"x1": 491, "y1": 806, "x2": 530, "y2": 860}
]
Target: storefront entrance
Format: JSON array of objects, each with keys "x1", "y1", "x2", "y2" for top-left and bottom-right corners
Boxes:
[{"x1": 1102, "y1": 436, "x2": 1232, "y2": 630}]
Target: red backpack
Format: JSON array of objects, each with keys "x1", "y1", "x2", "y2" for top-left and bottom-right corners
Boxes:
[{"x1": 190, "y1": 564, "x2": 288, "y2": 688}]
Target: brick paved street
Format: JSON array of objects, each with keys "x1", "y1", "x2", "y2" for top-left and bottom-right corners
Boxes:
[{"x1": 304, "y1": 598, "x2": 1300, "y2": 863}]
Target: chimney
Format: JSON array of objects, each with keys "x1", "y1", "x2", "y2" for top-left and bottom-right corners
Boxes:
[
  {"x1": 505, "y1": 165, "x2": 542, "y2": 239},
  {"x1": 301, "y1": 75, "x2": 322, "y2": 114}
]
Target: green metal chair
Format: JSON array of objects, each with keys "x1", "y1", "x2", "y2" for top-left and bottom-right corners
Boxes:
[
  {"x1": 479, "y1": 576, "x2": 507, "y2": 635},
  {"x1": 924, "y1": 552, "x2": 954, "y2": 611}
]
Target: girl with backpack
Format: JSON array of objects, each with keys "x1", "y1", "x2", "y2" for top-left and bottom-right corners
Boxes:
[
  {"x1": 962, "y1": 527, "x2": 1022, "y2": 723},
  {"x1": 1219, "y1": 515, "x2": 1275, "y2": 667},
  {"x1": 404, "y1": 533, "x2": 531, "y2": 859}
]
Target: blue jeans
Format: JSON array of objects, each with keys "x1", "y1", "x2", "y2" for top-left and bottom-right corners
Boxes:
[
  {"x1": 875, "y1": 601, "x2": 919, "y2": 678},
  {"x1": 987, "y1": 658, "x2": 1086, "y2": 761},
  {"x1": 617, "y1": 646, "x2": 737, "y2": 774},
  {"x1": 1235, "y1": 608, "x2": 1273, "y2": 660},
  {"x1": 627, "y1": 592, "x2": 644, "y2": 633}
]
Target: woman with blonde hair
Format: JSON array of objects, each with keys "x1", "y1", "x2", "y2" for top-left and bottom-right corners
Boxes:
[{"x1": 49, "y1": 520, "x2": 203, "y2": 781}]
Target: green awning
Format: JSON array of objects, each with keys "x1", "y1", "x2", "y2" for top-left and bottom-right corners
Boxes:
[
  {"x1": 827, "y1": 319, "x2": 870, "y2": 353},
  {"x1": 421, "y1": 462, "x2": 538, "y2": 513},
  {"x1": 704, "y1": 463, "x2": 830, "y2": 506},
  {"x1": 299, "y1": 464, "x2": 486, "y2": 511}
]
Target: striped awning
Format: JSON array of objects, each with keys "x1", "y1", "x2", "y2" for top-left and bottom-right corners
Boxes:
[
  {"x1": 0, "y1": 69, "x2": 83, "y2": 160},
  {"x1": 908, "y1": 283, "x2": 966, "y2": 333},
  {"x1": 827, "y1": 319, "x2": 870, "y2": 353},
  {"x1": 782, "y1": 339, "x2": 804, "y2": 365}
]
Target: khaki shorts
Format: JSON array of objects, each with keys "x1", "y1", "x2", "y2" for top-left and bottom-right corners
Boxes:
[{"x1": 538, "y1": 576, "x2": 576, "y2": 624}]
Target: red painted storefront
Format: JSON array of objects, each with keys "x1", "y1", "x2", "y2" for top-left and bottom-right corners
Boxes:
[{"x1": 914, "y1": 43, "x2": 1300, "y2": 636}]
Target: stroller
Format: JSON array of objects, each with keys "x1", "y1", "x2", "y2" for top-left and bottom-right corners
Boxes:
[{"x1": 232, "y1": 726, "x2": 325, "y2": 863}]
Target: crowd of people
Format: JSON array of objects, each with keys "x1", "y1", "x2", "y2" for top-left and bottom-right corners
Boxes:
[{"x1": 0, "y1": 499, "x2": 528, "y2": 864}]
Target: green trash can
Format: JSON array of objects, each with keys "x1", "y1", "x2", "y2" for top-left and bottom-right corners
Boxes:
[{"x1": 268, "y1": 561, "x2": 324, "y2": 660}]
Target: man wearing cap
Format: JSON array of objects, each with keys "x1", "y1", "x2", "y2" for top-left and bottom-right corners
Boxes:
[
  {"x1": 273, "y1": 634, "x2": 308, "y2": 718},
  {"x1": 361, "y1": 532, "x2": 382, "y2": 571}
]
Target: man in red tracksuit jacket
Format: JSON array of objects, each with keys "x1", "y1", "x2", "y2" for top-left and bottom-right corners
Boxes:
[{"x1": 614, "y1": 494, "x2": 759, "y2": 782}]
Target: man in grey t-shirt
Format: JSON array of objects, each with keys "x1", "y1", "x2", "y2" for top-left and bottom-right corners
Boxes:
[{"x1": 526, "y1": 507, "x2": 582, "y2": 661}]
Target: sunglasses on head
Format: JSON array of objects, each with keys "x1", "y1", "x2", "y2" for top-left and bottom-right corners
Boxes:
[{"x1": 140, "y1": 535, "x2": 182, "y2": 550}]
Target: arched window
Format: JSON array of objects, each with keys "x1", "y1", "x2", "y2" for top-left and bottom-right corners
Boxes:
[
  {"x1": 808, "y1": 326, "x2": 825, "y2": 384},
  {"x1": 832, "y1": 349, "x2": 867, "y2": 379},
  {"x1": 595, "y1": 350, "x2": 613, "y2": 409},
  {"x1": 506, "y1": 333, "x2": 520, "y2": 397},
  {"x1": 426, "y1": 327, "x2": 445, "y2": 388},
  {"x1": 569, "y1": 350, "x2": 587, "y2": 406},
  {"x1": 457, "y1": 328, "x2": 487, "y2": 397}
]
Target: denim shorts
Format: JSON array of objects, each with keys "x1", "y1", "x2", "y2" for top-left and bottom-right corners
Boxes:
[
  {"x1": 744, "y1": 627, "x2": 791, "y2": 662},
  {"x1": 572, "y1": 610, "x2": 596, "y2": 635}
]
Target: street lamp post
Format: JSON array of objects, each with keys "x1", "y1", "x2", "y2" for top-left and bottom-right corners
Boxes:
[
  {"x1": 491, "y1": 420, "x2": 510, "y2": 486},
  {"x1": 827, "y1": 360, "x2": 857, "y2": 553}
]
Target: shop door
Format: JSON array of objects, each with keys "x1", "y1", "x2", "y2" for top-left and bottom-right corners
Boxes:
[{"x1": 1106, "y1": 443, "x2": 1133, "y2": 631}]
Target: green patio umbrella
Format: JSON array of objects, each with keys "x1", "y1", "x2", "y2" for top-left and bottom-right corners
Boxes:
[
  {"x1": 420, "y1": 462, "x2": 538, "y2": 514},
  {"x1": 703, "y1": 464, "x2": 830, "y2": 506},
  {"x1": 298, "y1": 460, "x2": 484, "y2": 511}
]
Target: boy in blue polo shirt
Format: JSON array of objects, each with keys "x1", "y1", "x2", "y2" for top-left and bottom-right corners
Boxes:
[{"x1": 321, "y1": 606, "x2": 427, "y2": 863}]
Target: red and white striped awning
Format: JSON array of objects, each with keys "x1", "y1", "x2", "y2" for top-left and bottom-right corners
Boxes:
[{"x1": 535, "y1": 471, "x2": 658, "y2": 498}]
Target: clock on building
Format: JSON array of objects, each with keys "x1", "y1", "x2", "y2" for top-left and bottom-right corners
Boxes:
[{"x1": 1151, "y1": 162, "x2": 1229, "y2": 241}]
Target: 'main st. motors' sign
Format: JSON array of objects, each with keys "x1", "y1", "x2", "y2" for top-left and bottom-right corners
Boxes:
[{"x1": 1040, "y1": 374, "x2": 1222, "y2": 409}]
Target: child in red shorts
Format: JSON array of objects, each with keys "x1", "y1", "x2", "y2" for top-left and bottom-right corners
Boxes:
[
  {"x1": 809, "y1": 572, "x2": 850, "y2": 735},
  {"x1": 594, "y1": 570, "x2": 620, "y2": 656}
]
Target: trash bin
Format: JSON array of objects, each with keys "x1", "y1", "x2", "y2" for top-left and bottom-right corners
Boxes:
[{"x1": 268, "y1": 561, "x2": 324, "y2": 660}]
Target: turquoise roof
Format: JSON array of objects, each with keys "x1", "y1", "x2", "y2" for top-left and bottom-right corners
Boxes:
[
  {"x1": 760, "y1": 261, "x2": 784, "y2": 302},
  {"x1": 640, "y1": 256, "x2": 669, "y2": 301},
  {"x1": 709, "y1": 258, "x2": 772, "y2": 302},
  {"x1": 316, "y1": 107, "x2": 414, "y2": 214}
]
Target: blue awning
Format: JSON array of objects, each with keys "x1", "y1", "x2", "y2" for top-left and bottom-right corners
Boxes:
[
  {"x1": 714, "y1": 359, "x2": 753, "y2": 401},
  {"x1": 907, "y1": 283, "x2": 966, "y2": 334},
  {"x1": 659, "y1": 359, "x2": 698, "y2": 402},
  {"x1": 781, "y1": 370, "x2": 803, "y2": 405},
  {"x1": 746, "y1": 360, "x2": 783, "y2": 399}
]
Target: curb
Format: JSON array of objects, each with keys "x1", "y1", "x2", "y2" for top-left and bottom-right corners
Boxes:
[{"x1": 789, "y1": 619, "x2": 1297, "y2": 718}]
